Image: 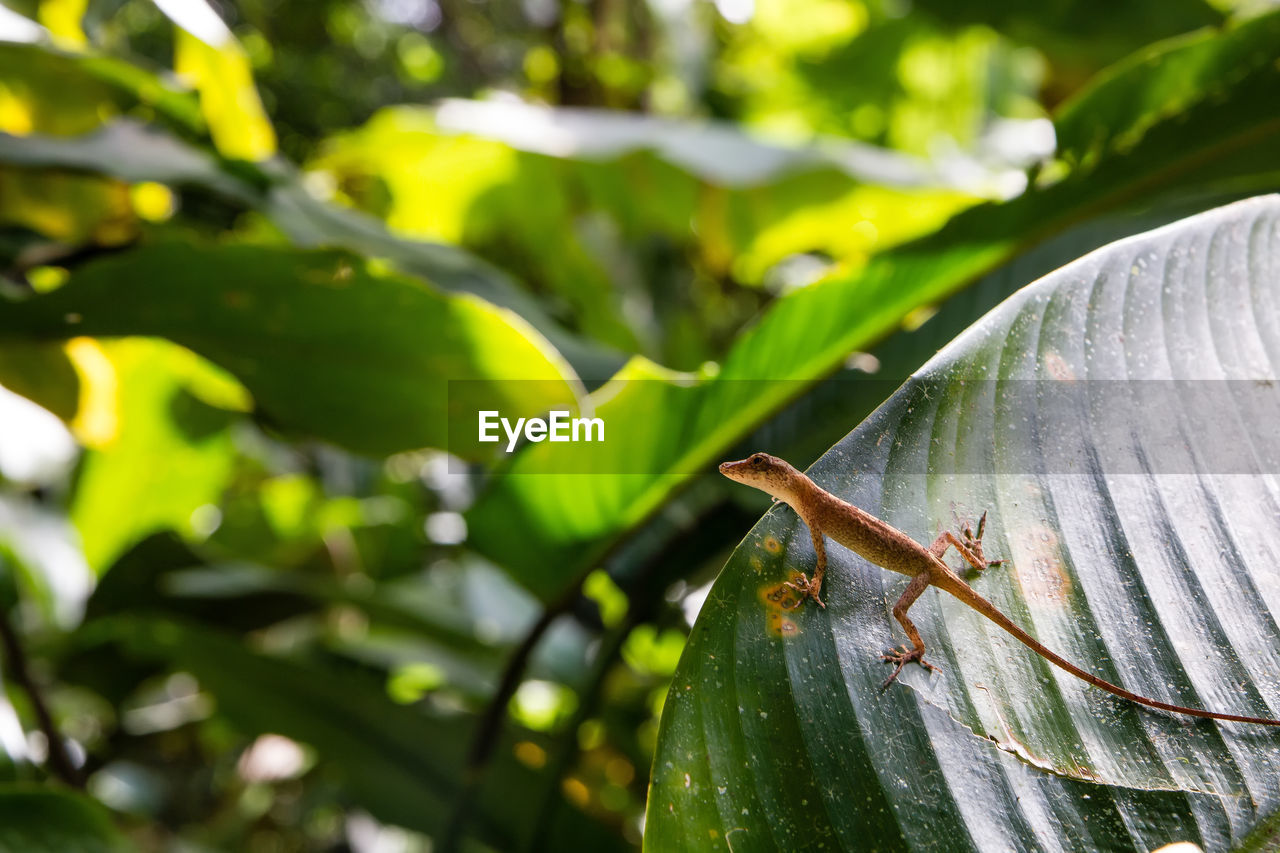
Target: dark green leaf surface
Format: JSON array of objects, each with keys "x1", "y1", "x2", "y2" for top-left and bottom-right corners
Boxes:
[
  {"x1": 0, "y1": 340, "x2": 78, "y2": 421},
  {"x1": 0, "y1": 787, "x2": 129, "y2": 853},
  {"x1": 647, "y1": 197, "x2": 1280, "y2": 851},
  {"x1": 912, "y1": 0, "x2": 1221, "y2": 70},
  {"x1": 467, "y1": 11, "x2": 1280, "y2": 601},
  {"x1": 0, "y1": 243, "x2": 577, "y2": 457},
  {"x1": 1053, "y1": 15, "x2": 1276, "y2": 167},
  {"x1": 99, "y1": 617, "x2": 623, "y2": 851}
]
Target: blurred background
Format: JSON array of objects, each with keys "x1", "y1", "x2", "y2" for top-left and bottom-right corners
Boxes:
[{"x1": 0, "y1": 0, "x2": 1277, "y2": 849}]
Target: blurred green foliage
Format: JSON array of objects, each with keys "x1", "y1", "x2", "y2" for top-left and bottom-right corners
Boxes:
[{"x1": 0, "y1": 0, "x2": 1277, "y2": 850}]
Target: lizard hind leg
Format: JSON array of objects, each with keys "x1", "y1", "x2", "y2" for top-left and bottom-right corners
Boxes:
[
  {"x1": 880, "y1": 571, "x2": 938, "y2": 691},
  {"x1": 930, "y1": 511, "x2": 1004, "y2": 572},
  {"x1": 964, "y1": 511, "x2": 1005, "y2": 568},
  {"x1": 880, "y1": 645, "x2": 936, "y2": 691}
]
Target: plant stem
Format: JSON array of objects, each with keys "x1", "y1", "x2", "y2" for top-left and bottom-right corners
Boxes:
[
  {"x1": 525, "y1": 609, "x2": 640, "y2": 852},
  {"x1": 436, "y1": 578, "x2": 584, "y2": 853},
  {"x1": 0, "y1": 609, "x2": 81, "y2": 788}
]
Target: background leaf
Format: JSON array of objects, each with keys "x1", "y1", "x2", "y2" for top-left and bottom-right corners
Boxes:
[
  {"x1": 90, "y1": 615, "x2": 624, "y2": 851},
  {"x1": 172, "y1": 27, "x2": 276, "y2": 162},
  {"x1": 67, "y1": 339, "x2": 239, "y2": 573},
  {"x1": 0, "y1": 243, "x2": 579, "y2": 457},
  {"x1": 0, "y1": 787, "x2": 130, "y2": 852}
]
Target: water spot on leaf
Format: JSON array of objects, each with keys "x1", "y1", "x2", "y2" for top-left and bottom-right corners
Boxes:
[
  {"x1": 1010, "y1": 525, "x2": 1071, "y2": 606},
  {"x1": 1043, "y1": 350, "x2": 1076, "y2": 381}
]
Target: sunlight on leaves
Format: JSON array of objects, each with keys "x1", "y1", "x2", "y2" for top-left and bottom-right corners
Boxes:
[
  {"x1": 172, "y1": 22, "x2": 276, "y2": 161},
  {"x1": 70, "y1": 339, "x2": 238, "y2": 573}
]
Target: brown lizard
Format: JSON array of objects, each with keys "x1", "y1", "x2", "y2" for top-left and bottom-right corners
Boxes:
[{"x1": 720, "y1": 452, "x2": 1280, "y2": 725}]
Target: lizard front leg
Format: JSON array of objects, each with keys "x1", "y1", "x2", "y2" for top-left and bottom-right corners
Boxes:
[
  {"x1": 783, "y1": 522, "x2": 827, "y2": 609},
  {"x1": 881, "y1": 571, "x2": 937, "y2": 691}
]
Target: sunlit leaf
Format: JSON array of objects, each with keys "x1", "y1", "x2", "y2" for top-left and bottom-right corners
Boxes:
[
  {"x1": 165, "y1": 3, "x2": 276, "y2": 161},
  {"x1": 0, "y1": 42, "x2": 620, "y2": 378},
  {"x1": 0, "y1": 243, "x2": 580, "y2": 457},
  {"x1": 68, "y1": 339, "x2": 238, "y2": 573},
  {"x1": 263, "y1": 181, "x2": 623, "y2": 380},
  {"x1": 37, "y1": 0, "x2": 88, "y2": 49},
  {"x1": 0, "y1": 44, "x2": 116, "y2": 136},
  {"x1": 0, "y1": 40, "x2": 203, "y2": 139},
  {"x1": 0, "y1": 167, "x2": 135, "y2": 246},
  {"x1": 717, "y1": 3, "x2": 1043, "y2": 157},
  {"x1": 647, "y1": 195, "x2": 1280, "y2": 851}
]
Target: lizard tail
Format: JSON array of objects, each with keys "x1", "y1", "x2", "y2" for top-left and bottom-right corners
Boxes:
[{"x1": 934, "y1": 574, "x2": 1280, "y2": 726}]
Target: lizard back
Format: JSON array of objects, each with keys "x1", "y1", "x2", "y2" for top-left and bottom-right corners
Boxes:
[{"x1": 804, "y1": 488, "x2": 932, "y2": 577}]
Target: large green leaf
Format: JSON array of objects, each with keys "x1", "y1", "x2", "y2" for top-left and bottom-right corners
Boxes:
[
  {"x1": 0, "y1": 787, "x2": 129, "y2": 852},
  {"x1": 646, "y1": 196, "x2": 1280, "y2": 851},
  {"x1": 466, "y1": 10, "x2": 1280, "y2": 601},
  {"x1": 0, "y1": 243, "x2": 578, "y2": 457}
]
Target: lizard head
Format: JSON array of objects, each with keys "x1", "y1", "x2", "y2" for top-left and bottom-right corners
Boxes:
[{"x1": 718, "y1": 452, "x2": 803, "y2": 502}]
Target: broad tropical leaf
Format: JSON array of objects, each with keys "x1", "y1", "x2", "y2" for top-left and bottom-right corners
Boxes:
[
  {"x1": 647, "y1": 196, "x2": 1280, "y2": 851},
  {"x1": 0, "y1": 243, "x2": 579, "y2": 457}
]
